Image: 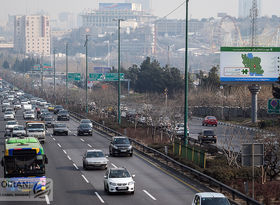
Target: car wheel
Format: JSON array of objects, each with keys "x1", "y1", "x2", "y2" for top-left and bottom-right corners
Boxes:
[
  {"x1": 53, "y1": 132, "x2": 56, "y2": 136},
  {"x1": 131, "y1": 191, "x2": 134, "y2": 195},
  {"x1": 65, "y1": 132, "x2": 68, "y2": 136},
  {"x1": 129, "y1": 153, "x2": 133, "y2": 157},
  {"x1": 83, "y1": 163, "x2": 86, "y2": 170}
]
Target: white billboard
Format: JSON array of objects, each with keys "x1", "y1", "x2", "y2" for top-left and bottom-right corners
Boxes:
[{"x1": 220, "y1": 47, "x2": 280, "y2": 83}]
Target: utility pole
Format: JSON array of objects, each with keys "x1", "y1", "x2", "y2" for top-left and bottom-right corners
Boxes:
[
  {"x1": 53, "y1": 49, "x2": 56, "y2": 103},
  {"x1": 84, "y1": 35, "x2": 89, "y2": 114},
  {"x1": 66, "y1": 43, "x2": 69, "y2": 106},
  {"x1": 184, "y1": 0, "x2": 189, "y2": 145}
]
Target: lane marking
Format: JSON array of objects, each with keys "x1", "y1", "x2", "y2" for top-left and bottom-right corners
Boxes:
[
  {"x1": 57, "y1": 143, "x2": 61, "y2": 148},
  {"x1": 73, "y1": 163, "x2": 79, "y2": 170},
  {"x1": 87, "y1": 144, "x2": 92, "y2": 148},
  {"x1": 81, "y1": 174, "x2": 89, "y2": 183},
  {"x1": 134, "y1": 152, "x2": 201, "y2": 193},
  {"x1": 111, "y1": 163, "x2": 117, "y2": 168},
  {"x1": 45, "y1": 195, "x2": 50, "y2": 204},
  {"x1": 80, "y1": 138, "x2": 85, "y2": 142},
  {"x1": 95, "y1": 192, "x2": 105, "y2": 204},
  {"x1": 67, "y1": 155, "x2": 72, "y2": 161},
  {"x1": 143, "y1": 190, "x2": 156, "y2": 200},
  {"x1": 53, "y1": 138, "x2": 56, "y2": 141},
  {"x1": 63, "y1": 150, "x2": 67, "y2": 154}
]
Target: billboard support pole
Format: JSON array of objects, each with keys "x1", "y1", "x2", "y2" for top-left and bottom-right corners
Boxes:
[{"x1": 248, "y1": 84, "x2": 261, "y2": 123}]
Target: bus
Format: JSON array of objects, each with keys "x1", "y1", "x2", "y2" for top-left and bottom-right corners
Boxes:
[{"x1": 1, "y1": 137, "x2": 48, "y2": 178}]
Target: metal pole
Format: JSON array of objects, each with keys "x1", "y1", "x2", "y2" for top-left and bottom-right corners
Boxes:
[
  {"x1": 184, "y1": 0, "x2": 189, "y2": 145},
  {"x1": 66, "y1": 43, "x2": 68, "y2": 106},
  {"x1": 53, "y1": 49, "x2": 56, "y2": 103},
  {"x1": 107, "y1": 41, "x2": 110, "y2": 67},
  {"x1": 118, "y1": 19, "x2": 121, "y2": 125},
  {"x1": 252, "y1": 143, "x2": 255, "y2": 199},
  {"x1": 248, "y1": 84, "x2": 261, "y2": 123},
  {"x1": 85, "y1": 35, "x2": 88, "y2": 114}
]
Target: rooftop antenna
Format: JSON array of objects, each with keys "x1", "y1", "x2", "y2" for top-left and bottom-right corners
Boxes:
[{"x1": 250, "y1": 0, "x2": 258, "y2": 46}]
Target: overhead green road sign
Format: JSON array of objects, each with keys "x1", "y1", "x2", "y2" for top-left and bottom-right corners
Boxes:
[
  {"x1": 89, "y1": 73, "x2": 124, "y2": 81},
  {"x1": 43, "y1": 63, "x2": 52, "y2": 71},
  {"x1": 268, "y1": 98, "x2": 280, "y2": 114},
  {"x1": 67, "y1": 73, "x2": 81, "y2": 81}
]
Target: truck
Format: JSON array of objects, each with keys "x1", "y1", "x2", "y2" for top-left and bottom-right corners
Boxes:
[
  {"x1": 23, "y1": 104, "x2": 32, "y2": 111},
  {"x1": 25, "y1": 121, "x2": 46, "y2": 143},
  {"x1": 1, "y1": 137, "x2": 48, "y2": 178}
]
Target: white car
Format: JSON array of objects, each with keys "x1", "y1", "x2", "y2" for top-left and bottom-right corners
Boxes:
[
  {"x1": 192, "y1": 192, "x2": 231, "y2": 205},
  {"x1": 2, "y1": 101, "x2": 10, "y2": 106},
  {"x1": 23, "y1": 110, "x2": 35, "y2": 120},
  {"x1": 14, "y1": 103, "x2": 22, "y2": 109},
  {"x1": 104, "y1": 167, "x2": 135, "y2": 194},
  {"x1": 5, "y1": 120, "x2": 18, "y2": 129},
  {"x1": 12, "y1": 125, "x2": 26, "y2": 137},
  {"x1": 83, "y1": 149, "x2": 108, "y2": 170},
  {"x1": 4, "y1": 111, "x2": 15, "y2": 120}
]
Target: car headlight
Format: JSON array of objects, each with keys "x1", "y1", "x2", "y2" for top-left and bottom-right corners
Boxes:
[
  {"x1": 128, "y1": 181, "x2": 134, "y2": 185},
  {"x1": 128, "y1": 145, "x2": 132, "y2": 149},
  {"x1": 109, "y1": 182, "x2": 116, "y2": 186}
]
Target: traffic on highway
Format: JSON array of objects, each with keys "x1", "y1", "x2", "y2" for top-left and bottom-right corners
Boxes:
[{"x1": 0, "y1": 80, "x2": 233, "y2": 204}]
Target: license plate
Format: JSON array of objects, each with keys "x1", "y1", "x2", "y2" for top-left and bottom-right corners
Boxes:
[
  {"x1": 118, "y1": 187, "x2": 127, "y2": 190},
  {"x1": 121, "y1": 150, "x2": 127, "y2": 152}
]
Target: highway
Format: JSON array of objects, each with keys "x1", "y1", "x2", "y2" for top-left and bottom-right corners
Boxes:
[{"x1": 0, "y1": 108, "x2": 207, "y2": 205}]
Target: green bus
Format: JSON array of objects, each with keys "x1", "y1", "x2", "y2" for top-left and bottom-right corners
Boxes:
[{"x1": 1, "y1": 137, "x2": 48, "y2": 178}]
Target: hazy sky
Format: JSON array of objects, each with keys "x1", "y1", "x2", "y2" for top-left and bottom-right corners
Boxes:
[{"x1": 0, "y1": 0, "x2": 279, "y2": 25}]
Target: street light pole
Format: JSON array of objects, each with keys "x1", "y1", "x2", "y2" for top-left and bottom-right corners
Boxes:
[
  {"x1": 84, "y1": 35, "x2": 89, "y2": 114},
  {"x1": 184, "y1": 0, "x2": 189, "y2": 145},
  {"x1": 53, "y1": 49, "x2": 56, "y2": 103},
  {"x1": 66, "y1": 43, "x2": 68, "y2": 106},
  {"x1": 118, "y1": 19, "x2": 121, "y2": 125}
]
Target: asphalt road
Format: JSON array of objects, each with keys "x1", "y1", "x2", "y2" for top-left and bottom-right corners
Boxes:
[{"x1": 0, "y1": 108, "x2": 203, "y2": 205}]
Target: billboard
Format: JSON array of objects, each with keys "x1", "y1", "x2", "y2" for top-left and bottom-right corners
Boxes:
[
  {"x1": 99, "y1": 3, "x2": 132, "y2": 11},
  {"x1": 220, "y1": 47, "x2": 280, "y2": 83}
]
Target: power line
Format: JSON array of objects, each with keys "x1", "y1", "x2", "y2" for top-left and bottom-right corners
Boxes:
[{"x1": 162, "y1": 1, "x2": 186, "y2": 19}]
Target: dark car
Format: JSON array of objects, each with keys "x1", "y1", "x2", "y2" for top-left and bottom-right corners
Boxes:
[
  {"x1": 4, "y1": 128, "x2": 12, "y2": 138},
  {"x1": 44, "y1": 116, "x2": 54, "y2": 128},
  {"x1": 202, "y1": 116, "x2": 218, "y2": 126},
  {"x1": 57, "y1": 110, "x2": 70, "y2": 121},
  {"x1": 54, "y1": 105, "x2": 63, "y2": 114},
  {"x1": 198, "y1": 129, "x2": 217, "y2": 144},
  {"x1": 77, "y1": 123, "x2": 92, "y2": 136},
  {"x1": 109, "y1": 136, "x2": 133, "y2": 157},
  {"x1": 40, "y1": 112, "x2": 52, "y2": 121},
  {"x1": 53, "y1": 123, "x2": 68, "y2": 136}
]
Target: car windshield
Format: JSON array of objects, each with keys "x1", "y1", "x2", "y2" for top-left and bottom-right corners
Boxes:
[
  {"x1": 26, "y1": 111, "x2": 33, "y2": 114},
  {"x1": 201, "y1": 197, "x2": 230, "y2": 205},
  {"x1": 207, "y1": 116, "x2": 216, "y2": 120},
  {"x1": 7, "y1": 121, "x2": 17, "y2": 125},
  {"x1": 45, "y1": 117, "x2": 52, "y2": 121},
  {"x1": 5, "y1": 111, "x2": 13, "y2": 114},
  {"x1": 86, "y1": 151, "x2": 104, "y2": 158},
  {"x1": 81, "y1": 119, "x2": 91, "y2": 123},
  {"x1": 177, "y1": 123, "x2": 184, "y2": 128},
  {"x1": 204, "y1": 130, "x2": 215, "y2": 136},
  {"x1": 13, "y1": 126, "x2": 24, "y2": 130},
  {"x1": 114, "y1": 138, "x2": 130, "y2": 144},
  {"x1": 80, "y1": 124, "x2": 91, "y2": 128},
  {"x1": 27, "y1": 124, "x2": 44, "y2": 129},
  {"x1": 54, "y1": 124, "x2": 66, "y2": 128},
  {"x1": 55, "y1": 106, "x2": 63, "y2": 109},
  {"x1": 109, "y1": 169, "x2": 130, "y2": 178},
  {"x1": 59, "y1": 110, "x2": 68, "y2": 114}
]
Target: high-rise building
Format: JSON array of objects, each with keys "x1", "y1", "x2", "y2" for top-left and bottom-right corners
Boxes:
[
  {"x1": 14, "y1": 15, "x2": 51, "y2": 56},
  {"x1": 238, "y1": 0, "x2": 262, "y2": 18}
]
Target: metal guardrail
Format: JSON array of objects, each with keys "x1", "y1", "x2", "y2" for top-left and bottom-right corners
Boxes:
[{"x1": 69, "y1": 111, "x2": 262, "y2": 205}]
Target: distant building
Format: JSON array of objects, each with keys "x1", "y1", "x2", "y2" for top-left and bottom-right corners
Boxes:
[
  {"x1": 238, "y1": 0, "x2": 262, "y2": 18},
  {"x1": 80, "y1": 3, "x2": 155, "y2": 35},
  {"x1": 125, "y1": 0, "x2": 151, "y2": 12},
  {"x1": 14, "y1": 15, "x2": 51, "y2": 56}
]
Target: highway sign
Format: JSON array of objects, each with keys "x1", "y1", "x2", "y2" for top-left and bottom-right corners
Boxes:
[
  {"x1": 220, "y1": 47, "x2": 280, "y2": 83},
  {"x1": 43, "y1": 63, "x2": 52, "y2": 71},
  {"x1": 242, "y1": 143, "x2": 264, "y2": 166},
  {"x1": 268, "y1": 98, "x2": 280, "y2": 114},
  {"x1": 89, "y1": 73, "x2": 124, "y2": 81},
  {"x1": 67, "y1": 73, "x2": 81, "y2": 81}
]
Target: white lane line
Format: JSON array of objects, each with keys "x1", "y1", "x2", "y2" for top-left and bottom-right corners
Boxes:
[
  {"x1": 63, "y1": 150, "x2": 67, "y2": 154},
  {"x1": 111, "y1": 163, "x2": 117, "y2": 168},
  {"x1": 143, "y1": 190, "x2": 157, "y2": 200},
  {"x1": 45, "y1": 195, "x2": 50, "y2": 204},
  {"x1": 67, "y1": 155, "x2": 72, "y2": 161},
  {"x1": 95, "y1": 192, "x2": 105, "y2": 204},
  {"x1": 73, "y1": 163, "x2": 79, "y2": 170},
  {"x1": 81, "y1": 175, "x2": 89, "y2": 183},
  {"x1": 80, "y1": 138, "x2": 85, "y2": 142},
  {"x1": 53, "y1": 138, "x2": 56, "y2": 141},
  {"x1": 87, "y1": 144, "x2": 92, "y2": 148},
  {"x1": 57, "y1": 143, "x2": 61, "y2": 148}
]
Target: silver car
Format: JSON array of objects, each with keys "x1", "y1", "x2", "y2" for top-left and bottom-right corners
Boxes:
[{"x1": 82, "y1": 150, "x2": 108, "y2": 170}]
